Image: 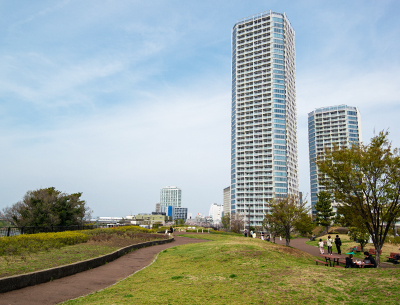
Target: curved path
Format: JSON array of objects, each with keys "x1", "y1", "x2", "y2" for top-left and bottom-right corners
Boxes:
[{"x1": 0, "y1": 235, "x2": 208, "y2": 305}]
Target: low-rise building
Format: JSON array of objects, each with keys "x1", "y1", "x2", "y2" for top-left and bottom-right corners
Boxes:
[
  {"x1": 96, "y1": 217, "x2": 123, "y2": 224},
  {"x1": 167, "y1": 207, "x2": 188, "y2": 221},
  {"x1": 135, "y1": 213, "x2": 172, "y2": 225}
]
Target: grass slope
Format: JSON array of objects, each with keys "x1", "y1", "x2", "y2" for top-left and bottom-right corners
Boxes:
[
  {"x1": 0, "y1": 243, "x2": 119, "y2": 278},
  {"x1": 64, "y1": 234, "x2": 400, "y2": 305}
]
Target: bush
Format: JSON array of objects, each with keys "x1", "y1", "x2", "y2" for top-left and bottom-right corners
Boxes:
[
  {"x1": 0, "y1": 231, "x2": 89, "y2": 256},
  {"x1": 328, "y1": 227, "x2": 349, "y2": 234}
]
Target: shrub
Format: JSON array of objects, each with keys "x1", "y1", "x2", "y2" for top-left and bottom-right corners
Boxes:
[{"x1": 0, "y1": 231, "x2": 89, "y2": 256}]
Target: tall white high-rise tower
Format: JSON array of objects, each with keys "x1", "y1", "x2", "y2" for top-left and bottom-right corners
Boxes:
[{"x1": 230, "y1": 11, "x2": 299, "y2": 227}]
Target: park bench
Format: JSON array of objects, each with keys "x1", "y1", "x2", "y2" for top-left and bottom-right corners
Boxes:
[
  {"x1": 315, "y1": 259, "x2": 330, "y2": 267},
  {"x1": 368, "y1": 249, "x2": 382, "y2": 256},
  {"x1": 387, "y1": 252, "x2": 400, "y2": 263},
  {"x1": 334, "y1": 265, "x2": 345, "y2": 268}
]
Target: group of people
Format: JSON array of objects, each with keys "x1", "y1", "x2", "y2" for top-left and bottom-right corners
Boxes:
[
  {"x1": 345, "y1": 252, "x2": 377, "y2": 268},
  {"x1": 318, "y1": 235, "x2": 342, "y2": 255},
  {"x1": 318, "y1": 234, "x2": 377, "y2": 268},
  {"x1": 243, "y1": 229, "x2": 271, "y2": 242}
]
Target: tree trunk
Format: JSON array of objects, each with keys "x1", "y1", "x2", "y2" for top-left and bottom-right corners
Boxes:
[
  {"x1": 285, "y1": 227, "x2": 291, "y2": 246},
  {"x1": 375, "y1": 244, "x2": 381, "y2": 268}
]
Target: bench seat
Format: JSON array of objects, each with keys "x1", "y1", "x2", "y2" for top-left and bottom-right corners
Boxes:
[{"x1": 315, "y1": 259, "x2": 330, "y2": 266}]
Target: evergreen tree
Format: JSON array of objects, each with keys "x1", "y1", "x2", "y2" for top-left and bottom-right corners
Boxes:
[{"x1": 314, "y1": 191, "x2": 335, "y2": 231}]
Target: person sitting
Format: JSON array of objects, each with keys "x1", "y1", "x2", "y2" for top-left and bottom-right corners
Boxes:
[
  {"x1": 345, "y1": 254, "x2": 356, "y2": 268},
  {"x1": 363, "y1": 251, "x2": 377, "y2": 268}
]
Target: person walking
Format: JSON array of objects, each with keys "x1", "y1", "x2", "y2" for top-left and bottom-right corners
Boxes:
[
  {"x1": 327, "y1": 235, "x2": 333, "y2": 255},
  {"x1": 334, "y1": 235, "x2": 342, "y2": 255},
  {"x1": 244, "y1": 229, "x2": 248, "y2": 237},
  {"x1": 250, "y1": 230, "x2": 253, "y2": 238},
  {"x1": 318, "y1": 238, "x2": 325, "y2": 254},
  {"x1": 261, "y1": 232, "x2": 264, "y2": 240}
]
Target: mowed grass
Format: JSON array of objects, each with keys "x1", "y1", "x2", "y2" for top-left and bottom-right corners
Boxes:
[
  {"x1": 0, "y1": 243, "x2": 119, "y2": 278},
  {"x1": 0, "y1": 232, "x2": 167, "y2": 278},
  {"x1": 63, "y1": 234, "x2": 400, "y2": 305}
]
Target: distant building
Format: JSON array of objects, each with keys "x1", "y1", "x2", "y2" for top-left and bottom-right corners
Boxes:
[
  {"x1": 167, "y1": 206, "x2": 188, "y2": 221},
  {"x1": 135, "y1": 213, "x2": 172, "y2": 225},
  {"x1": 223, "y1": 186, "x2": 231, "y2": 216},
  {"x1": 96, "y1": 217, "x2": 123, "y2": 224},
  {"x1": 155, "y1": 203, "x2": 161, "y2": 213},
  {"x1": 160, "y1": 186, "x2": 181, "y2": 208},
  {"x1": 187, "y1": 212, "x2": 193, "y2": 220},
  {"x1": 308, "y1": 104, "x2": 362, "y2": 215},
  {"x1": 209, "y1": 203, "x2": 223, "y2": 223}
]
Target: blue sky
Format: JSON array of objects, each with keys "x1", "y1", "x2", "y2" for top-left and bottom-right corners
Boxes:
[{"x1": 1, "y1": 0, "x2": 399, "y2": 217}]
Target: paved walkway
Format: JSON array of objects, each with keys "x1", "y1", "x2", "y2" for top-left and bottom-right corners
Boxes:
[{"x1": 0, "y1": 235, "x2": 208, "y2": 305}]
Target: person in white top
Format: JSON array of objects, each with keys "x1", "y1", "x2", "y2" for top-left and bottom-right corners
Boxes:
[
  {"x1": 327, "y1": 235, "x2": 334, "y2": 255},
  {"x1": 318, "y1": 239, "x2": 324, "y2": 254}
]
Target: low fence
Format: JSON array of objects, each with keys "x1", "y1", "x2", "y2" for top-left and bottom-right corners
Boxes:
[{"x1": 0, "y1": 225, "x2": 98, "y2": 237}]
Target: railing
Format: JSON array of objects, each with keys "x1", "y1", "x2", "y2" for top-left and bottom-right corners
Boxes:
[{"x1": 0, "y1": 225, "x2": 98, "y2": 237}]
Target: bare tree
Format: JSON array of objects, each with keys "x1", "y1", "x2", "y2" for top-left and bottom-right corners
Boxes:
[{"x1": 230, "y1": 213, "x2": 244, "y2": 234}]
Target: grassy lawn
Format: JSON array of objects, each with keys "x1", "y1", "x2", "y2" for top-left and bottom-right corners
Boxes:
[
  {"x1": 0, "y1": 228, "x2": 169, "y2": 278},
  {"x1": 0, "y1": 243, "x2": 119, "y2": 278},
  {"x1": 64, "y1": 234, "x2": 400, "y2": 305}
]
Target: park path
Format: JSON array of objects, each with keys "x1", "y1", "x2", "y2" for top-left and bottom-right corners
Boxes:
[{"x1": 0, "y1": 235, "x2": 208, "y2": 305}]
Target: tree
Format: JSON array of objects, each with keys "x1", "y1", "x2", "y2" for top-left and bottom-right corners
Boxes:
[
  {"x1": 221, "y1": 212, "x2": 230, "y2": 230},
  {"x1": 263, "y1": 212, "x2": 284, "y2": 243},
  {"x1": 314, "y1": 191, "x2": 335, "y2": 231},
  {"x1": 294, "y1": 212, "x2": 315, "y2": 237},
  {"x1": 3, "y1": 187, "x2": 91, "y2": 227},
  {"x1": 230, "y1": 213, "x2": 244, "y2": 234},
  {"x1": 265, "y1": 194, "x2": 310, "y2": 246},
  {"x1": 316, "y1": 131, "x2": 400, "y2": 267},
  {"x1": 348, "y1": 226, "x2": 370, "y2": 252},
  {"x1": 175, "y1": 219, "x2": 185, "y2": 225}
]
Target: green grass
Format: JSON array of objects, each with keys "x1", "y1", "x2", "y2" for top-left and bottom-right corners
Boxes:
[
  {"x1": 63, "y1": 234, "x2": 400, "y2": 304},
  {"x1": 0, "y1": 243, "x2": 119, "y2": 278},
  {"x1": 0, "y1": 229, "x2": 168, "y2": 278}
]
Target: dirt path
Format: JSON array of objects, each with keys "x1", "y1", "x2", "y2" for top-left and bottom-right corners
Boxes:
[{"x1": 0, "y1": 235, "x2": 208, "y2": 305}]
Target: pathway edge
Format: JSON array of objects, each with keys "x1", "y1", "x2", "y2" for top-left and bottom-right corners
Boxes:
[{"x1": 0, "y1": 237, "x2": 174, "y2": 293}]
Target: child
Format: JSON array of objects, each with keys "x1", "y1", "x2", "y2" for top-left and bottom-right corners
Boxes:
[
  {"x1": 318, "y1": 238, "x2": 324, "y2": 254},
  {"x1": 327, "y1": 235, "x2": 333, "y2": 255}
]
